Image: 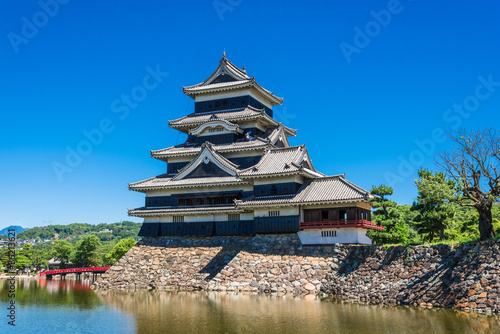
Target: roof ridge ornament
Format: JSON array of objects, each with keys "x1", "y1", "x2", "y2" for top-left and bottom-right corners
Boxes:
[{"x1": 201, "y1": 141, "x2": 214, "y2": 149}]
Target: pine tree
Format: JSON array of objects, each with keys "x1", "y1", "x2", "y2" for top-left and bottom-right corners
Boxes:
[
  {"x1": 412, "y1": 169, "x2": 456, "y2": 242},
  {"x1": 367, "y1": 185, "x2": 409, "y2": 244}
]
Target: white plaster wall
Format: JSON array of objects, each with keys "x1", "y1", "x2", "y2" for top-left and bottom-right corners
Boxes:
[
  {"x1": 254, "y1": 207, "x2": 299, "y2": 217},
  {"x1": 144, "y1": 217, "x2": 160, "y2": 223},
  {"x1": 295, "y1": 175, "x2": 304, "y2": 184},
  {"x1": 253, "y1": 175, "x2": 298, "y2": 185},
  {"x1": 357, "y1": 229, "x2": 373, "y2": 244},
  {"x1": 144, "y1": 212, "x2": 255, "y2": 223},
  {"x1": 297, "y1": 228, "x2": 373, "y2": 245},
  {"x1": 166, "y1": 156, "x2": 193, "y2": 163},
  {"x1": 181, "y1": 214, "x2": 215, "y2": 222},
  {"x1": 238, "y1": 120, "x2": 267, "y2": 131},
  {"x1": 240, "y1": 212, "x2": 254, "y2": 220},
  {"x1": 224, "y1": 151, "x2": 264, "y2": 159}
]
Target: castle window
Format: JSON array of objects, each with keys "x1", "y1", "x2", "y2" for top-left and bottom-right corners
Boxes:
[
  {"x1": 270, "y1": 185, "x2": 277, "y2": 196},
  {"x1": 228, "y1": 214, "x2": 240, "y2": 221},
  {"x1": 173, "y1": 216, "x2": 184, "y2": 223},
  {"x1": 269, "y1": 211, "x2": 280, "y2": 217},
  {"x1": 215, "y1": 101, "x2": 221, "y2": 108},
  {"x1": 222, "y1": 100, "x2": 228, "y2": 107},
  {"x1": 321, "y1": 231, "x2": 337, "y2": 237}
]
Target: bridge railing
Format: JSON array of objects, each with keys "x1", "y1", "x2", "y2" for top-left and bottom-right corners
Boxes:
[
  {"x1": 40, "y1": 266, "x2": 111, "y2": 277},
  {"x1": 299, "y1": 220, "x2": 383, "y2": 231}
]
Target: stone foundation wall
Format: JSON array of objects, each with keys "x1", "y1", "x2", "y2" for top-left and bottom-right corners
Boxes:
[{"x1": 93, "y1": 234, "x2": 500, "y2": 314}]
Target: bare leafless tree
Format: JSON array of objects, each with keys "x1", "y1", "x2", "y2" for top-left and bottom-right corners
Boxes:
[{"x1": 436, "y1": 128, "x2": 500, "y2": 241}]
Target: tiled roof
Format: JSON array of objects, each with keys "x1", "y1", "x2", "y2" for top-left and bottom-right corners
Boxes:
[
  {"x1": 169, "y1": 106, "x2": 266, "y2": 127},
  {"x1": 168, "y1": 106, "x2": 297, "y2": 136},
  {"x1": 239, "y1": 145, "x2": 321, "y2": 178},
  {"x1": 235, "y1": 175, "x2": 372, "y2": 207},
  {"x1": 267, "y1": 124, "x2": 290, "y2": 147},
  {"x1": 151, "y1": 137, "x2": 272, "y2": 159},
  {"x1": 129, "y1": 174, "x2": 248, "y2": 192},
  {"x1": 129, "y1": 205, "x2": 245, "y2": 216},
  {"x1": 171, "y1": 142, "x2": 239, "y2": 180},
  {"x1": 184, "y1": 80, "x2": 253, "y2": 92},
  {"x1": 183, "y1": 53, "x2": 250, "y2": 90},
  {"x1": 182, "y1": 54, "x2": 283, "y2": 105}
]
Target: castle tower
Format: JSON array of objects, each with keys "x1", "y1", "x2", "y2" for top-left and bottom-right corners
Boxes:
[{"x1": 128, "y1": 53, "x2": 382, "y2": 244}]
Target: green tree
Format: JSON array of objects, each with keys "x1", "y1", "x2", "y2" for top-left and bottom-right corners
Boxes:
[
  {"x1": 366, "y1": 185, "x2": 410, "y2": 244},
  {"x1": 445, "y1": 204, "x2": 480, "y2": 242},
  {"x1": 412, "y1": 169, "x2": 456, "y2": 242},
  {"x1": 0, "y1": 248, "x2": 10, "y2": 270},
  {"x1": 72, "y1": 235, "x2": 102, "y2": 267},
  {"x1": 103, "y1": 238, "x2": 136, "y2": 265},
  {"x1": 437, "y1": 128, "x2": 500, "y2": 240},
  {"x1": 51, "y1": 241, "x2": 73, "y2": 269},
  {"x1": 14, "y1": 255, "x2": 30, "y2": 270}
]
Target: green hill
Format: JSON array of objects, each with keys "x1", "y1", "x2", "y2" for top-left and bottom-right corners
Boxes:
[{"x1": 18, "y1": 221, "x2": 141, "y2": 244}]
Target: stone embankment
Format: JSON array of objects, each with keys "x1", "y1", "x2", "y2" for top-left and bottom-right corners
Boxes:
[{"x1": 92, "y1": 234, "x2": 500, "y2": 314}]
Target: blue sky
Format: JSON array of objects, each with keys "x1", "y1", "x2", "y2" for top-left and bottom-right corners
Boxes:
[{"x1": 1, "y1": 0, "x2": 499, "y2": 229}]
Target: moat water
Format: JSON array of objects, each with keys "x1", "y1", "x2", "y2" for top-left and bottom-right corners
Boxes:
[{"x1": 0, "y1": 278, "x2": 498, "y2": 334}]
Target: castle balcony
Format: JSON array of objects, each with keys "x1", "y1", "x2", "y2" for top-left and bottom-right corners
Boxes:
[{"x1": 299, "y1": 220, "x2": 383, "y2": 231}]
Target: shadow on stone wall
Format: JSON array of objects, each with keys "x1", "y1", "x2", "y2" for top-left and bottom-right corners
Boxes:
[
  {"x1": 199, "y1": 245, "x2": 245, "y2": 280},
  {"x1": 93, "y1": 235, "x2": 500, "y2": 314}
]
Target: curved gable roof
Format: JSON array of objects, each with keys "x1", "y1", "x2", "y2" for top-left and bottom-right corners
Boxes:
[
  {"x1": 182, "y1": 53, "x2": 283, "y2": 105},
  {"x1": 173, "y1": 142, "x2": 240, "y2": 180}
]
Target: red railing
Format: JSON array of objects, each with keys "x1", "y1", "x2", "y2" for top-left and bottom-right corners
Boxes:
[
  {"x1": 40, "y1": 266, "x2": 110, "y2": 277},
  {"x1": 299, "y1": 220, "x2": 383, "y2": 231}
]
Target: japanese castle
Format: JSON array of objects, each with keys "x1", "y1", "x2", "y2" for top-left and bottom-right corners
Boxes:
[{"x1": 129, "y1": 53, "x2": 382, "y2": 244}]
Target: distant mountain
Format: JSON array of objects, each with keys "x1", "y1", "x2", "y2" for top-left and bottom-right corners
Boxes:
[{"x1": 0, "y1": 225, "x2": 26, "y2": 236}]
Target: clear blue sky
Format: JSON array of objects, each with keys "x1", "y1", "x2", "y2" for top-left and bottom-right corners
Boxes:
[{"x1": 1, "y1": 0, "x2": 499, "y2": 229}]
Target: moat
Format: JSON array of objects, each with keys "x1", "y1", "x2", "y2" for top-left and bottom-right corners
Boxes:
[{"x1": 1, "y1": 278, "x2": 498, "y2": 333}]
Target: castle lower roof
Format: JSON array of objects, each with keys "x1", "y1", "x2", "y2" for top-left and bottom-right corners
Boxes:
[
  {"x1": 129, "y1": 174, "x2": 249, "y2": 192},
  {"x1": 151, "y1": 137, "x2": 272, "y2": 160},
  {"x1": 235, "y1": 175, "x2": 372, "y2": 207},
  {"x1": 129, "y1": 205, "x2": 245, "y2": 217}
]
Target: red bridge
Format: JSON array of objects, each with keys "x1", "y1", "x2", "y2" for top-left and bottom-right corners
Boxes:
[{"x1": 40, "y1": 267, "x2": 110, "y2": 280}]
